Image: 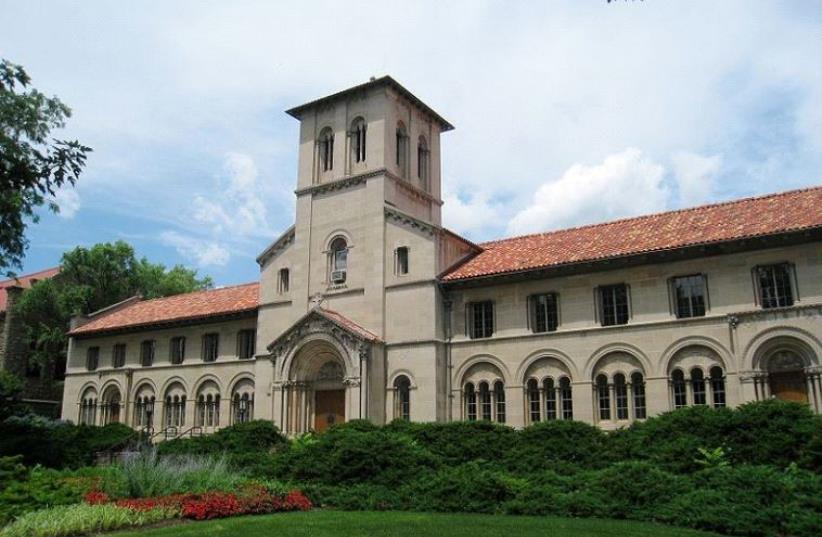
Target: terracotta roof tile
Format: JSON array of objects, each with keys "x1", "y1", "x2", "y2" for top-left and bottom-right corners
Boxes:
[
  {"x1": 319, "y1": 308, "x2": 382, "y2": 342},
  {"x1": 69, "y1": 282, "x2": 259, "y2": 336},
  {"x1": 442, "y1": 187, "x2": 822, "y2": 281},
  {"x1": 0, "y1": 267, "x2": 61, "y2": 312}
]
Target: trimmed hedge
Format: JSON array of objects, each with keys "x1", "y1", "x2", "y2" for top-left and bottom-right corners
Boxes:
[{"x1": 0, "y1": 415, "x2": 136, "y2": 468}]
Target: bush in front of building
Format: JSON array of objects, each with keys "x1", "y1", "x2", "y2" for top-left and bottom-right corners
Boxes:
[
  {"x1": 504, "y1": 419, "x2": 611, "y2": 474},
  {"x1": 272, "y1": 420, "x2": 439, "y2": 486},
  {"x1": 156, "y1": 420, "x2": 286, "y2": 458},
  {"x1": 0, "y1": 415, "x2": 136, "y2": 468}
]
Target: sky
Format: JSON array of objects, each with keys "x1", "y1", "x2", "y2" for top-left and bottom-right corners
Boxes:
[{"x1": 2, "y1": 1, "x2": 821, "y2": 286}]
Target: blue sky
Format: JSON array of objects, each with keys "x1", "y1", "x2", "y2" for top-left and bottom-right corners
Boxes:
[{"x1": 3, "y1": 1, "x2": 821, "y2": 286}]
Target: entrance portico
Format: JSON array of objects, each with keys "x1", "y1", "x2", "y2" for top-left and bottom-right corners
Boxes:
[{"x1": 268, "y1": 307, "x2": 383, "y2": 435}]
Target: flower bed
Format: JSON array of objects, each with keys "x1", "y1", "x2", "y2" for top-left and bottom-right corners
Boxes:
[{"x1": 84, "y1": 485, "x2": 312, "y2": 520}]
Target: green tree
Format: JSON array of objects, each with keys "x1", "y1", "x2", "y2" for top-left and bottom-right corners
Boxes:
[
  {"x1": 0, "y1": 59, "x2": 91, "y2": 276},
  {"x1": 14, "y1": 241, "x2": 212, "y2": 373},
  {"x1": 0, "y1": 371, "x2": 24, "y2": 420}
]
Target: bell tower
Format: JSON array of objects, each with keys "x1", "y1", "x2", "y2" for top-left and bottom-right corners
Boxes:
[{"x1": 286, "y1": 76, "x2": 453, "y2": 226}]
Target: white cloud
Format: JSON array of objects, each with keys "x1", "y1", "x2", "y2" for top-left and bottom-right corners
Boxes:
[
  {"x1": 51, "y1": 187, "x2": 81, "y2": 219},
  {"x1": 192, "y1": 152, "x2": 272, "y2": 238},
  {"x1": 442, "y1": 187, "x2": 504, "y2": 238},
  {"x1": 507, "y1": 149, "x2": 668, "y2": 236},
  {"x1": 160, "y1": 231, "x2": 230, "y2": 267},
  {"x1": 672, "y1": 152, "x2": 723, "y2": 206}
]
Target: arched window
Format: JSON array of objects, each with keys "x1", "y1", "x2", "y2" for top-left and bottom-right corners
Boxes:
[
  {"x1": 631, "y1": 372, "x2": 646, "y2": 419},
  {"x1": 164, "y1": 383, "x2": 187, "y2": 428},
  {"x1": 101, "y1": 386, "x2": 121, "y2": 425},
  {"x1": 544, "y1": 377, "x2": 557, "y2": 420},
  {"x1": 319, "y1": 127, "x2": 334, "y2": 172},
  {"x1": 479, "y1": 382, "x2": 492, "y2": 421},
  {"x1": 329, "y1": 237, "x2": 348, "y2": 284},
  {"x1": 527, "y1": 378, "x2": 540, "y2": 423},
  {"x1": 614, "y1": 373, "x2": 628, "y2": 420},
  {"x1": 596, "y1": 374, "x2": 610, "y2": 420},
  {"x1": 691, "y1": 368, "x2": 706, "y2": 405},
  {"x1": 672, "y1": 369, "x2": 687, "y2": 409},
  {"x1": 494, "y1": 380, "x2": 506, "y2": 423},
  {"x1": 464, "y1": 383, "x2": 477, "y2": 421},
  {"x1": 134, "y1": 385, "x2": 156, "y2": 429},
  {"x1": 394, "y1": 375, "x2": 411, "y2": 421},
  {"x1": 231, "y1": 379, "x2": 255, "y2": 424},
  {"x1": 417, "y1": 135, "x2": 429, "y2": 189},
  {"x1": 559, "y1": 377, "x2": 573, "y2": 419},
  {"x1": 79, "y1": 388, "x2": 98, "y2": 425},
  {"x1": 396, "y1": 122, "x2": 408, "y2": 176},
  {"x1": 710, "y1": 366, "x2": 726, "y2": 408},
  {"x1": 195, "y1": 382, "x2": 221, "y2": 428},
  {"x1": 351, "y1": 118, "x2": 366, "y2": 163}
]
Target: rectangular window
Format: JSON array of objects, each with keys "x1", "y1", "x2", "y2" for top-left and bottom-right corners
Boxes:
[
  {"x1": 112, "y1": 343, "x2": 126, "y2": 368},
  {"x1": 468, "y1": 301, "x2": 494, "y2": 339},
  {"x1": 86, "y1": 347, "x2": 100, "y2": 371},
  {"x1": 278, "y1": 268, "x2": 290, "y2": 294},
  {"x1": 531, "y1": 293, "x2": 559, "y2": 333},
  {"x1": 170, "y1": 337, "x2": 186, "y2": 365},
  {"x1": 395, "y1": 247, "x2": 409, "y2": 275},
  {"x1": 237, "y1": 329, "x2": 256, "y2": 359},
  {"x1": 597, "y1": 382, "x2": 610, "y2": 420},
  {"x1": 202, "y1": 333, "x2": 219, "y2": 363},
  {"x1": 672, "y1": 274, "x2": 707, "y2": 318},
  {"x1": 756, "y1": 263, "x2": 794, "y2": 309},
  {"x1": 615, "y1": 382, "x2": 629, "y2": 420},
  {"x1": 140, "y1": 341, "x2": 155, "y2": 367},
  {"x1": 598, "y1": 284, "x2": 630, "y2": 326}
]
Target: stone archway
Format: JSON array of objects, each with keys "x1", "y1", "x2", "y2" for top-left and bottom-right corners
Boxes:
[{"x1": 283, "y1": 338, "x2": 351, "y2": 435}]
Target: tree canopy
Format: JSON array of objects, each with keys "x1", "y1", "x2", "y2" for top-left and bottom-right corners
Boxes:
[
  {"x1": 14, "y1": 241, "x2": 212, "y2": 372},
  {"x1": 0, "y1": 59, "x2": 91, "y2": 276}
]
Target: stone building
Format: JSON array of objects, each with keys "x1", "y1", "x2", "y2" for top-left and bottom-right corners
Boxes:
[
  {"x1": 1, "y1": 267, "x2": 62, "y2": 415},
  {"x1": 60, "y1": 77, "x2": 822, "y2": 435}
]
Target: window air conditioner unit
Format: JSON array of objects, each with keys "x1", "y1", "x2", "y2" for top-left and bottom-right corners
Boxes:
[{"x1": 331, "y1": 270, "x2": 347, "y2": 284}]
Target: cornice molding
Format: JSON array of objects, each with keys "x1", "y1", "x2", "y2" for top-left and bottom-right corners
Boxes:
[{"x1": 256, "y1": 226, "x2": 296, "y2": 266}]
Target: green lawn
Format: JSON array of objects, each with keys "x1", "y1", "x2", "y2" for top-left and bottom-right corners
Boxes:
[{"x1": 112, "y1": 510, "x2": 723, "y2": 537}]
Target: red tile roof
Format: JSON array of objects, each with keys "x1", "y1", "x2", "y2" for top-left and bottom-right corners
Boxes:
[
  {"x1": 320, "y1": 308, "x2": 382, "y2": 342},
  {"x1": 442, "y1": 187, "x2": 822, "y2": 281},
  {"x1": 0, "y1": 267, "x2": 61, "y2": 312},
  {"x1": 69, "y1": 283, "x2": 259, "y2": 336}
]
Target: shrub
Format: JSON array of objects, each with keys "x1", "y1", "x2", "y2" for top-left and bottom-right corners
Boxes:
[
  {"x1": 272, "y1": 425, "x2": 438, "y2": 486},
  {"x1": 0, "y1": 461, "x2": 103, "y2": 523},
  {"x1": 505, "y1": 420, "x2": 610, "y2": 473},
  {"x1": 406, "y1": 462, "x2": 525, "y2": 514},
  {"x1": 100, "y1": 449, "x2": 245, "y2": 499},
  {"x1": 0, "y1": 503, "x2": 174, "y2": 537},
  {"x1": 727, "y1": 401, "x2": 819, "y2": 468},
  {"x1": 157, "y1": 420, "x2": 286, "y2": 458},
  {"x1": 386, "y1": 420, "x2": 517, "y2": 467},
  {"x1": 0, "y1": 415, "x2": 136, "y2": 468}
]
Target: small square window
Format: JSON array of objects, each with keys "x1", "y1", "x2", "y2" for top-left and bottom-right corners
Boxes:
[
  {"x1": 396, "y1": 247, "x2": 409, "y2": 275},
  {"x1": 112, "y1": 343, "x2": 126, "y2": 368},
  {"x1": 86, "y1": 347, "x2": 100, "y2": 371},
  {"x1": 170, "y1": 337, "x2": 186, "y2": 365},
  {"x1": 140, "y1": 341, "x2": 155, "y2": 367},
  {"x1": 530, "y1": 293, "x2": 559, "y2": 332},
  {"x1": 468, "y1": 301, "x2": 494, "y2": 339},
  {"x1": 278, "y1": 268, "x2": 290, "y2": 294},
  {"x1": 672, "y1": 275, "x2": 707, "y2": 318},
  {"x1": 598, "y1": 284, "x2": 630, "y2": 326},
  {"x1": 237, "y1": 329, "x2": 256, "y2": 359},
  {"x1": 202, "y1": 333, "x2": 219, "y2": 363},
  {"x1": 755, "y1": 263, "x2": 794, "y2": 309}
]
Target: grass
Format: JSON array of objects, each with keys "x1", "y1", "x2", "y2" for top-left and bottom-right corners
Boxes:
[{"x1": 112, "y1": 510, "x2": 724, "y2": 537}]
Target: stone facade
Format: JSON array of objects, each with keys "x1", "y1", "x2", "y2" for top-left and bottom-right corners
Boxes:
[{"x1": 60, "y1": 77, "x2": 822, "y2": 435}]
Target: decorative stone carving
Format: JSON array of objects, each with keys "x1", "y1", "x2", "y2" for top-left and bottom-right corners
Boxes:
[{"x1": 267, "y1": 310, "x2": 374, "y2": 367}]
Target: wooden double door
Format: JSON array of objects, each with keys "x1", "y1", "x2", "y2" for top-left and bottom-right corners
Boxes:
[
  {"x1": 314, "y1": 389, "x2": 345, "y2": 432},
  {"x1": 770, "y1": 371, "x2": 808, "y2": 403}
]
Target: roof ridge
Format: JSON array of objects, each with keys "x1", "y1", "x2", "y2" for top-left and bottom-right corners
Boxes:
[
  {"x1": 0, "y1": 266, "x2": 60, "y2": 286},
  {"x1": 480, "y1": 186, "x2": 822, "y2": 247},
  {"x1": 128, "y1": 281, "x2": 259, "y2": 306}
]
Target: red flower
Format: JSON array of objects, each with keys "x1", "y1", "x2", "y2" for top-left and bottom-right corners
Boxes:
[{"x1": 83, "y1": 490, "x2": 110, "y2": 505}]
